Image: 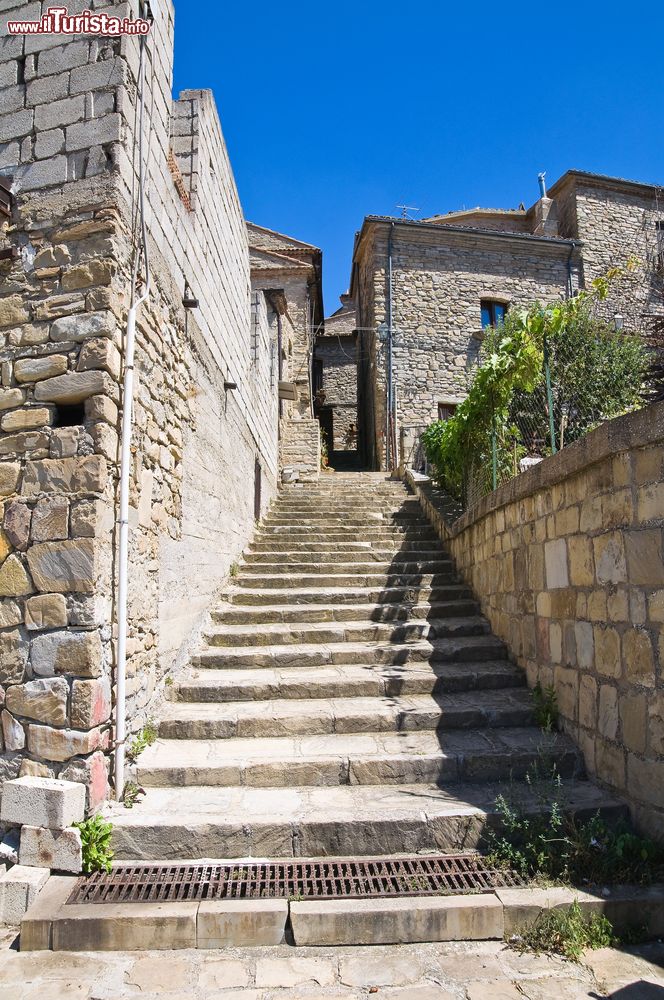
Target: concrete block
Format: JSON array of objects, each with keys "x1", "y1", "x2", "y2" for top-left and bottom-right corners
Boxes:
[
  {"x1": 19, "y1": 875, "x2": 73, "y2": 951},
  {"x1": 0, "y1": 776, "x2": 85, "y2": 829},
  {"x1": 19, "y1": 825, "x2": 83, "y2": 873},
  {"x1": 0, "y1": 865, "x2": 49, "y2": 925},
  {"x1": 0, "y1": 830, "x2": 19, "y2": 866},
  {"x1": 197, "y1": 899, "x2": 288, "y2": 948},
  {"x1": 290, "y1": 894, "x2": 504, "y2": 946},
  {"x1": 51, "y1": 901, "x2": 199, "y2": 951}
]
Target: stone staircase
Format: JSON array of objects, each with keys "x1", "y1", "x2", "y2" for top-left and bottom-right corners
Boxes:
[{"x1": 110, "y1": 473, "x2": 622, "y2": 860}]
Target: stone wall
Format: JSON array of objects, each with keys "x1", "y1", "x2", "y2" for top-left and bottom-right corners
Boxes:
[
  {"x1": 552, "y1": 174, "x2": 664, "y2": 333},
  {"x1": 280, "y1": 418, "x2": 320, "y2": 483},
  {"x1": 355, "y1": 221, "x2": 581, "y2": 469},
  {"x1": 0, "y1": 0, "x2": 279, "y2": 803},
  {"x1": 315, "y1": 334, "x2": 357, "y2": 451},
  {"x1": 408, "y1": 401, "x2": 664, "y2": 839}
]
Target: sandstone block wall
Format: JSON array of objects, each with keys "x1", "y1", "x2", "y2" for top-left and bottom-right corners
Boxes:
[
  {"x1": 0, "y1": 0, "x2": 279, "y2": 802},
  {"x1": 409, "y1": 401, "x2": 664, "y2": 839}
]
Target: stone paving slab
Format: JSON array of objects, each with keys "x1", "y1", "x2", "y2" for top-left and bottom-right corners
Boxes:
[{"x1": 2, "y1": 937, "x2": 663, "y2": 998}]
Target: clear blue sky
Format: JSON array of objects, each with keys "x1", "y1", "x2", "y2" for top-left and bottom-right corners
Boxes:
[{"x1": 172, "y1": 0, "x2": 664, "y2": 316}]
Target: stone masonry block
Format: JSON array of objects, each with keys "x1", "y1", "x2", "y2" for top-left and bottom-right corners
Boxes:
[
  {"x1": 0, "y1": 776, "x2": 85, "y2": 829},
  {"x1": 34, "y1": 370, "x2": 114, "y2": 405},
  {"x1": 27, "y1": 540, "x2": 96, "y2": 593},
  {"x1": 25, "y1": 593, "x2": 68, "y2": 631},
  {"x1": 50, "y1": 311, "x2": 114, "y2": 343},
  {"x1": 0, "y1": 864, "x2": 49, "y2": 926},
  {"x1": 544, "y1": 538, "x2": 568, "y2": 589},
  {"x1": 22, "y1": 456, "x2": 106, "y2": 496},
  {"x1": 71, "y1": 678, "x2": 111, "y2": 729},
  {"x1": 0, "y1": 462, "x2": 20, "y2": 496},
  {"x1": 6, "y1": 677, "x2": 69, "y2": 726},
  {"x1": 19, "y1": 825, "x2": 82, "y2": 874},
  {"x1": 77, "y1": 337, "x2": 121, "y2": 379},
  {"x1": 30, "y1": 629, "x2": 102, "y2": 678},
  {"x1": 31, "y1": 497, "x2": 68, "y2": 542},
  {"x1": 0, "y1": 408, "x2": 51, "y2": 433},
  {"x1": 27, "y1": 724, "x2": 107, "y2": 763}
]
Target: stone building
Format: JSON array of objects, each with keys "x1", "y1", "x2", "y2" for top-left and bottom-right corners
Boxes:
[
  {"x1": 247, "y1": 223, "x2": 323, "y2": 482},
  {"x1": 313, "y1": 293, "x2": 358, "y2": 467},
  {"x1": 0, "y1": 0, "x2": 320, "y2": 803},
  {"x1": 351, "y1": 171, "x2": 664, "y2": 471}
]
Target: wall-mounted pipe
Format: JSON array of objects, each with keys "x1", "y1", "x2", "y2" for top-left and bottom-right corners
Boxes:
[
  {"x1": 386, "y1": 222, "x2": 394, "y2": 470},
  {"x1": 115, "y1": 28, "x2": 151, "y2": 801}
]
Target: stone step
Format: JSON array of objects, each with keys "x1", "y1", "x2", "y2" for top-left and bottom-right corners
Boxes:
[
  {"x1": 243, "y1": 547, "x2": 447, "y2": 564},
  {"x1": 235, "y1": 571, "x2": 460, "y2": 590},
  {"x1": 211, "y1": 598, "x2": 480, "y2": 625},
  {"x1": 202, "y1": 616, "x2": 489, "y2": 648},
  {"x1": 228, "y1": 584, "x2": 473, "y2": 606},
  {"x1": 134, "y1": 728, "x2": 580, "y2": 788},
  {"x1": 248, "y1": 539, "x2": 446, "y2": 553},
  {"x1": 240, "y1": 558, "x2": 453, "y2": 575},
  {"x1": 264, "y1": 515, "x2": 430, "y2": 527},
  {"x1": 257, "y1": 526, "x2": 439, "y2": 540},
  {"x1": 158, "y1": 689, "x2": 535, "y2": 739},
  {"x1": 107, "y1": 779, "x2": 626, "y2": 860},
  {"x1": 193, "y1": 634, "x2": 507, "y2": 669},
  {"x1": 174, "y1": 660, "x2": 527, "y2": 703}
]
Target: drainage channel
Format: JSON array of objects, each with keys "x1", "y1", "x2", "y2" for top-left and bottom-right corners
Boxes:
[{"x1": 68, "y1": 853, "x2": 524, "y2": 905}]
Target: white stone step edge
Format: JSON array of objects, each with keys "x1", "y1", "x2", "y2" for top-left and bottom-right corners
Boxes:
[{"x1": 21, "y1": 874, "x2": 664, "y2": 950}]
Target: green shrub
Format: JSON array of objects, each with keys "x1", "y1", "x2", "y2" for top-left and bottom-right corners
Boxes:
[
  {"x1": 75, "y1": 814, "x2": 114, "y2": 874},
  {"x1": 532, "y1": 682, "x2": 559, "y2": 732},
  {"x1": 487, "y1": 761, "x2": 664, "y2": 885},
  {"x1": 422, "y1": 268, "x2": 647, "y2": 504},
  {"x1": 516, "y1": 899, "x2": 614, "y2": 961}
]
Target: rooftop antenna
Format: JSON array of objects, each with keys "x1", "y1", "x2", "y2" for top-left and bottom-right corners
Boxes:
[{"x1": 396, "y1": 204, "x2": 420, "y2": 220}]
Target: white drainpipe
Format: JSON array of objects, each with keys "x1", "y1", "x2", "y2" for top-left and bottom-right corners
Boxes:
[{"x1": 115, "y1": 28, "x2": 151, "y2": 800}]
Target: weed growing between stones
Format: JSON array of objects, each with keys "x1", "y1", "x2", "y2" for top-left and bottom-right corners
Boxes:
[
  {"x1": 532, "y1": 681, "x2": 559, "y2": 731},
  {"x1": 122, "y1": 781, "x2": 145, "y2": 809},
  {"x1": 75, "y1": 814, "x2": 114, "y2": 874},
  {"x1": 512, "y1": 899, "x2": 614, "y2": 961},
  {"x1": 229, "y1": 562, "x2": 240, "y2": 578},
  {"x1": 126, "y1": 720, "x2": 158, "y2": 762},
  {"x1": 486, "y1": 761, "x2": 664, "y2": 885}
]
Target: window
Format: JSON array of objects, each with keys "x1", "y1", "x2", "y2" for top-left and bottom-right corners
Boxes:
[
  {"x1": 313, "y1": 359, "x2": 323, "y2": 395},
  {"x1": 437, "y1": 403, "x2": 457, "y2": 421},
  {"x1": 481, "y1": 300, "x2": 508, "y2": 330},
  {"x1": 656, "y1": 221, "x2": 664, "y2": 268}
]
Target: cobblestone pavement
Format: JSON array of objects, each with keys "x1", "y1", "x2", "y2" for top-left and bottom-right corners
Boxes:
[{"x1": 0, "y1": 930, "x2": 663, "y2": 1000}]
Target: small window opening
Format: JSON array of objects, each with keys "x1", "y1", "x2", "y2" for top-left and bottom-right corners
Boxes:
[
  {"x1": 656, "y1": 221, "x2": 664, "y2": 255},
  {"x1": 17, "y1": 56, "x2": 26, "y2": 85},
  {"x1": 53, "y1": 403, "x2": 85, "y2": 428},
  {"x1": 437, "y1": 402, "x2": 457, "y2": 421},
  {"x1": 480, "y1": 300, "x2": 508, "y2": 330}
]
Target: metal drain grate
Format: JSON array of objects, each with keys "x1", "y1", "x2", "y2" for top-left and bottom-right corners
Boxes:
[{"x1": 67, "y1": 854, "x2": 523, "y2": 905}]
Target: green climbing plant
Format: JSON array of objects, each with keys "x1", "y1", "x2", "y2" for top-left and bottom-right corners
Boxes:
[{"x1": 422, "y1": 265, "x2": 647, "y2": 504}]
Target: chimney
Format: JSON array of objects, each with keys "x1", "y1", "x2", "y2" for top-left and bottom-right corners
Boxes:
[{"x1": 531, "y1": 170, "x2": 558, "y2": 237}]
